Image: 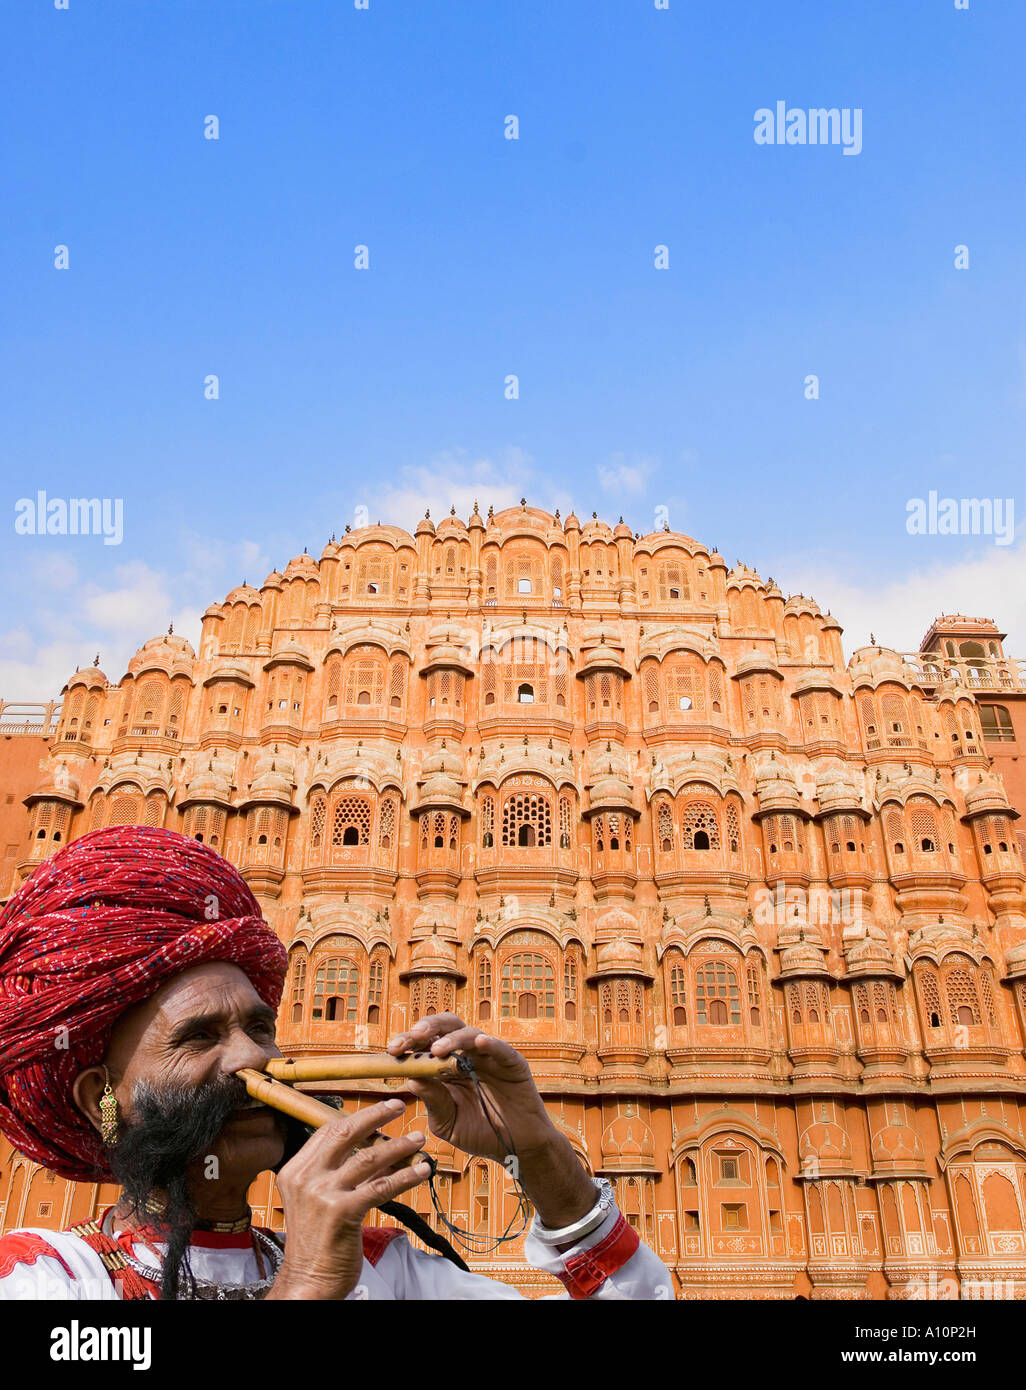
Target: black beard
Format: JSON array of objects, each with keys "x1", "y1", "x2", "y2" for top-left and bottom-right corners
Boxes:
[{"x1": 107, "y1": 1074, "x2": 262, "y2": 1301}]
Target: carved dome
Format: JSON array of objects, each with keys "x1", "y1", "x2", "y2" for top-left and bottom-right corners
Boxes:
[
  {"x1": 600, "y1": 1112, "x2": 657, "y2": 1172},
  {"x1": 871, "y1": 1121, "x2": 925, "y2": 1168},
  {"x1": 127, "y1": 633, "x2": 196, "y2": 678},
  {"x1": 225, "y1": 583, "x2": 261, "y2": 605},
  {"x1": 590, "y1": 938, "x2": 650, "y2": 980},
  {"x1": 799, "y1": 1119, "x2": 852, "y2": 1167},
  {"x1": 62, "y1": 665, "x2": 107, "y2": 693}
]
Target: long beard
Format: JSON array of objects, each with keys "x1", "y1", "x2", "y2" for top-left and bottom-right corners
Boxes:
[{"x1": 107, "y1": 1074, "x2": 254, "y2": 1301}]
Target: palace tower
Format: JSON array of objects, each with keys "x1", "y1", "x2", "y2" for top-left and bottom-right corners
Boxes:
[{"x1": 3, "y1": 501, "x2": 1026, "y2": 1299}]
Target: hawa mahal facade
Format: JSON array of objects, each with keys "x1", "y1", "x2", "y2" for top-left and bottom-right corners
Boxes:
[{"x1": 3, "y1": 501, "x2": 1026, "y2": 1299}]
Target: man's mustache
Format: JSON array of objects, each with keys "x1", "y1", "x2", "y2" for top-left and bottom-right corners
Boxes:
[{"x1": 113, "y1": 1073, "x2": 284, "y2": 1172}]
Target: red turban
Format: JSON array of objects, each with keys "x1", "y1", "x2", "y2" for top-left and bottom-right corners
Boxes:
[{"x1": 0, "y1": 825, "x2": 288, "y2": 1181}]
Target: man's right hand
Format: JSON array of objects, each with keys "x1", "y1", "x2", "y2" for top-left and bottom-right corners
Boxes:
[{"x1": 265, "y1": 1097, "x2": 430, "y2": 1300}]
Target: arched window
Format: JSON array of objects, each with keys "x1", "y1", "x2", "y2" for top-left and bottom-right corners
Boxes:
[
  {"x1": 563, "y1": 947, "x2": 580, "y2": 1022},
  {"x1": 343, "y1": 647, "x2": 387, "y2": 710},
  {"x1": 331, "y1": 795, "x2": 371, "y2": 851},
  {"x1": 945, "y1": 960, "x2": 981, "y2": 1028},
  {"x1": 669, "y1": 960, "x2": 687, "y2": 1027},
  {"x1": 517, "y1": 683, "x2": 534, "y2": 703},
  {"x1": 290, "y1": 956, "x2": 307, "y2": 1024},
  {"x1": 312, "y1": 958, "x2": 360, "y2": 1022},
  {"x1": 477, "y1": 953, "x2": 493, "y2": 1021},
  {"x1": 695, "y1": 961, "x2": 740, "y2": 1025},
  {"x1": 501, "y1": 792, "x2": 552, "y2": 848},
  {"x1": 309, "y1": 793, "x2": 327, "y2": 856},
  {"x1": 746, "y1": 960, "x2": 763, "y2": 1027},
  {"x1": 663, "y1": 659, "x2": 706, "y2": 718},
  {"x1": 480, "y1": 795, "x2": 495, "y2": 848},
  {"x1": 657, "y1": 800, "x2": 674, "y2": 854},
  {"x1": 917, "y1": 965, "x2": 943, "y2": 1032},
  {"x1": 882, "y1": 693, "x2": 911, "y2": 747},
  {"x1": 500, "y1": 953, "x2": 555, "y2": 1019},
  {"x1": 682, "y1": 801, "x2": 720, "y2": 851}
]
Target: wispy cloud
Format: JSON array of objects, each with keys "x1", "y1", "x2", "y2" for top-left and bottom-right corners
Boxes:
[
  {"x1": 597, "y1": 452, "x2": 659, "y2": 497},
  {"x1": 0, "y1": 533, "x2": 272, "y2": 701},
  {"x1": 781, "y1": 541, "x2": 1026, "y2": 658},
  {"x1": 360, "y1": 447, "x2": 537, "y2": 530}
]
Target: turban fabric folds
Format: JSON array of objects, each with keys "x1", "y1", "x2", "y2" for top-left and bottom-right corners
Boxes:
[{"x1": 0, "y1": 825, "x2": 288, "y2": 1180}]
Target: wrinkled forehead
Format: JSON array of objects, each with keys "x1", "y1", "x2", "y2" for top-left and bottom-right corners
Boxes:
[{"x1": 107, "y1": 961, "x2": 266, "y2": 1055}]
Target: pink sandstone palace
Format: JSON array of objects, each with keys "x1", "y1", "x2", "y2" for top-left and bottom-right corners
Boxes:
[{"x1": 2, "y1": 501, "x2": 1026, "y2": 1300}]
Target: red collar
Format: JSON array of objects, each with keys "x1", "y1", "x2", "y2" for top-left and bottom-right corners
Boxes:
[{"x1": 99, "y1": 1206, "x2": 259, "y2": 1250}]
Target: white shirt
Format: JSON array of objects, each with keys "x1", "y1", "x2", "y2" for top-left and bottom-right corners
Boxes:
[{"x1": 0, "y1": 1194, "x2": 673, "y2": 1301}]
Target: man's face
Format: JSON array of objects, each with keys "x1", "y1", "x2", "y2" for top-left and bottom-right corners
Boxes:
[{"x1": 99, "y1": 961, "x2": 287, "y2": 1181}]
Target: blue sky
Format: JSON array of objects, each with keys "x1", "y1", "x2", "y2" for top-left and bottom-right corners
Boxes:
[{"x1": 2, "y1": 0, "x2": 1024, "y2": 698}]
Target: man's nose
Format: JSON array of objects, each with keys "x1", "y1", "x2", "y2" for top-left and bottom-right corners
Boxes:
[{"x1": 223, "y1": 1027, "x2": 280, "y2": 1073}]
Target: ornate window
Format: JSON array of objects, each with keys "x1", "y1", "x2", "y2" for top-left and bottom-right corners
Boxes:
[
  {"x1": 682, "y1": 800, "x2": 720, "y2": 851},
  {"x1": 643, "y1": 664, "x2": 660, "y2": 716},
  {"x1": 355, "y1": 548, "x2": 393, "y2": 598},
  {"x1": 726, "y1": 801, "x2": 741, "y2": 857},
  {"x1": 859, "y1": 694, "x2": 880, "y2": 750},
  {"x1": 309, "y1": 793, "x2": 326, "y2": 854},
  {"x1": 695, "y1": 961, "x2": 740, "y2": 1025},
  {"x1": 500, "y1": 953, "x2": 555, "y2": 1019},
  {"x1": 945, "y1": 960, "x2": 981, "y2": 1028},
  {"x1": 378, "y1": 795, "x2": 396, "y2": 850},
  {"x1": 477, "y1": 953, "x2": 493, "y2": 1021},
  {"x1": 343, "y1": 647, "x2": 386, "y2": 709},
  {"x1": 882, "y1": 693, "x2": 911, "y2": 747},
  {"x1": 108, "y1": 787, "x2": 142, "y2": 826},
  {"x1": 501, "y1": 791, "x2": 552, "y2": 848},
  {"x1": 657, "y1": 560, "x2": 691, "y2": 603},
  {"x1": 746, "y1": 960, "x2": 763, "y2": 1027},
  {"x1": 480, "y1": 794, "x2": 495, "y2": 848},
  {"x1": 669, "y1": 960, "x2": 688, "y2": 1026},
  {"x1": 657, "y1": 800, "x2": 674, "y2": 854},
  {"x1": 312, "y1": 958, "x2": 360, "y2": 1022},
  {"x1": 332, "y1": 796, "x2": 370, "y2": 848},
  {"x1": 663, "y1": 659, "x2": 706, "y2": 717},
  {"x1": 564, "y1": 947, "x2": 580, "y2": 1022},
  {"x1": 600, "y1": 977, "x2": 643, "y2": 1027},
  {"x1": 290, "y1": 956, "x2": 307, "y2": 1024},
  {"x1": 917, "y1": 965, "x2": 944, "y2": 1031},
  {"x1": 558, "y1": 794, "x2": 573, "y2": 849},
  {"x1": 367, "y1": 953, "x2": 385, "y2": 1025}
]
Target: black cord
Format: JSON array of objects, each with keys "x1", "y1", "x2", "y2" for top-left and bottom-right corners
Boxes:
[
  {"x1": 277, "y1": 1056, "x2": 532, "y2": 1263},
  {"x1": 377, "y1": 1199, "x2": 470, "y2": 1271},
  {"x1": 419, "y1": 1057, "x2": 532, "y2": 1257}
]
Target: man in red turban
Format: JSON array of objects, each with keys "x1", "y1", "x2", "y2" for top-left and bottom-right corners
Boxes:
[{"x1": 0, "y1": 826, "x2": 671, "y2": 1301}]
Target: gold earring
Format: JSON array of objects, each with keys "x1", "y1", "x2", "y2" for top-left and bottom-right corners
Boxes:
[{"x1": 99, "y1": 1068, "x2": 119, "y2": 1147}]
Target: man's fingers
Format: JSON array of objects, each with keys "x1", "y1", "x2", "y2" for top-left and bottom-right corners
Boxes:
[
  {"x1": 387, "y1": 1012, "x2": 466, "y2": 1054},
  {"x1": 402, "y1": 1077, "x2": 458, "y2": 1129},
  {"x1": 337, "y1": 1130, "x2": 427, "y2": 1187},
  {"x1": 300, "y1": 1098, "x2": 407, "y2": 1162},
  {"x1": 354, "y1": 1159, "x2": 433, "y2": 1212}
]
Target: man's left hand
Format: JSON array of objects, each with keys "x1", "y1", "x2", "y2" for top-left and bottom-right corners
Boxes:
[{"x1": 386, "y1": 1014, "x2": 555, "y2": 1163}]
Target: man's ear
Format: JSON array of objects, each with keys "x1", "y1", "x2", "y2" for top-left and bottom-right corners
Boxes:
[{"x1": 72, "y1": 1065, "x2": 111, "y2": 1135}]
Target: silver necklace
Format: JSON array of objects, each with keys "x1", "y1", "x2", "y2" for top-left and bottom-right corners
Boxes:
[{"x1": 108, "y1": 1214, "x2": 284, "y2": 1301}]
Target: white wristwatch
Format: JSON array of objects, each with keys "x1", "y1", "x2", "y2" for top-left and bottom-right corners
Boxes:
[{"x1": 530, "y1": 1177, "x2": 617, "y2": 1246}]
